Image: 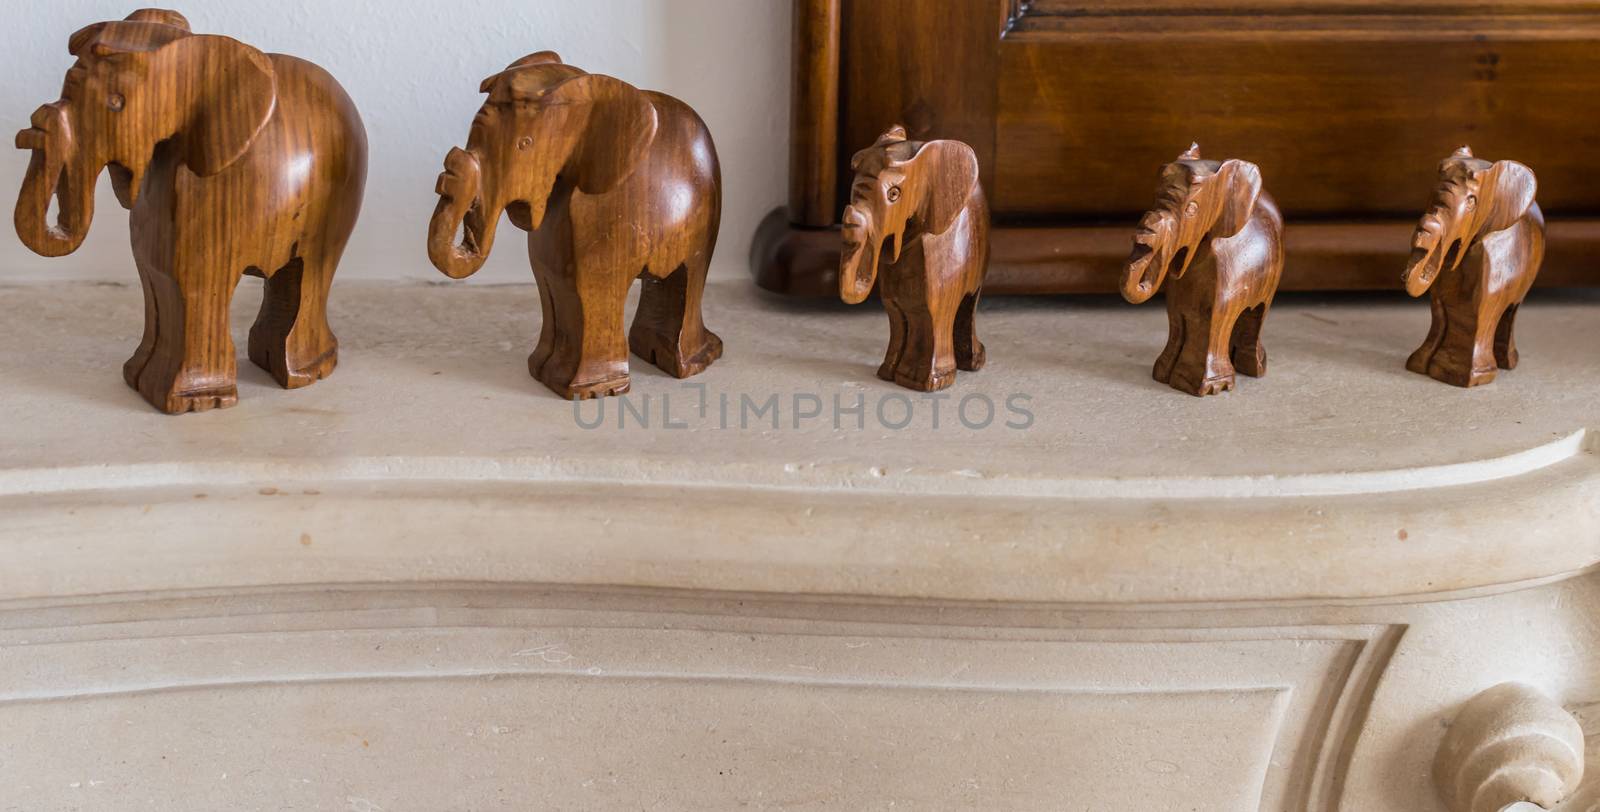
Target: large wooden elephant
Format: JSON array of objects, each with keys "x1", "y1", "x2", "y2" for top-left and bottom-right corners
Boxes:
[
  {"x1": 13, "y1": 9, "x2": 367, "y2": 414},
  {"x1": 1120, "y1": 145, "x2": 1284, "y2": 397},
  {"x1": 426, "y1": 52, "x2": 723, "y2": 400}
]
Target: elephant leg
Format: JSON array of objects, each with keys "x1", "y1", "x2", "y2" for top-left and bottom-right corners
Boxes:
[
  {"x1": 884, "y1": 301, "x2": 929, "y2": 388},
  {"x1": 531, "y1": 259, "x2": 631, "y2": 399},
  {"x1": 1425, "y1": 295, "x2": 1496, "y2": 387},
  {"x1": 123, "y1": 253, "x2": 161, "y2": 390},
  {"x1": 1229, "y1": 303, "x2": 1268, "y2": 378},
  {"x1": 1204, "y1": 310, "x2": 1240, "y2": 391},
  {"x1": 528, "y1": 236, "x2": 574, "y2": 383},
  {"x1": 135, "y1": 263, "x2": 242, "y2": 414},
  {"x1": 891, "y1": 301, "x2": 958, "y2": 392},
  {"x1": 1169, "y1": 308, "x2": 1235, "y2": 397},
  {"x1": 1467, "y1": 300, "x2": 1501, "y2": 384},
  {"x1": 528, "y1": 271, "x2": 556, "y2": 380},
  {"x1": 1494, "y1": 302, "x2": 1520, "y2": 370},
  {"x1": 877, "y1": 296, "x2": 909, "y2": 381},
  {"x1": 928, "y1": 299, "x2": 960, "y2": 390},
  {"x1": 629, "y1": 253, "x2": 723, "y2": 378},
  {"x1": 1406, "y1": 289, "x2": 1447, "y2": 375},
  {"x1": 248, "y1": 256, "x2": 339, "y2": 389},
  {"x1": 1153, "y1": 301, "x2": 1184, "y2": 385},
  {"x1": 953, "y1": 289, "x2": 985, "y2": 372}
]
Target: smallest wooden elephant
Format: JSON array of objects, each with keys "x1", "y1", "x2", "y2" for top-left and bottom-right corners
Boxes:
[
  {"x1": 1402, "y1": 146, "x2": 1543, "y2": 388},
  {"x1": 1120, "y1": 144, "x2": 1284, "y2": 397},
  {"x1": 838, "y1": 126, "x2": 988, "y2": 392}
]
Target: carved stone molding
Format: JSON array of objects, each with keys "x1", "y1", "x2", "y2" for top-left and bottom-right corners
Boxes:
[
  {"x1": 0, "y1": 586, "x2": 1400, "y2": 810},
  {"x1": 1549, "y1": 702, "x2": 1600, "y2": 811},
  {"x1": 1435, "y1": 683, "x2": 1585, "y2": 812}
]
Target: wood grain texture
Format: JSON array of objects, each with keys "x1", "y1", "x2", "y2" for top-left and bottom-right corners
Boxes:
[
  {"x1": 427, "y1": 53, "x2": 723, "y2": 400},
  {"x1": 788, "y1": 0, "x2": 840, "y2": 226},
  {"x1": 1028, "y1": 1, "x2": 1600, "y2": 12},
  {"x1": 840, "y1": 0, "x2": 1003, "y2": 208},
  {"x1": 12, "y1": 9, "x2": 366, "y2": 414},
  {"x1": 998, "y1": 8, "x2": 1600, "y2": 217},
  {"x1": 839, "y1": 127, "x2": 988, "y2": 391},
  {"x1": 1402, "y1": 147, "x2": 1544, "y2": 388},
  {"x1": 1121, "y1": 146, "x2": 1284, "y2": 397}
]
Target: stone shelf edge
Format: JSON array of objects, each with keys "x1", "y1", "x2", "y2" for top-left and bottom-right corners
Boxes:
[{"x1": 3, "y1": 280, "x2": 1599, "y2": 607}]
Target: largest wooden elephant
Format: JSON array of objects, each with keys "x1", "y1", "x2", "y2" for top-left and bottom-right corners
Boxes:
[
  {"x1": 13, "y1": 9, "x2": 367, "y2": 414},
  {"x1": 427, "y1": 52, "x2": 723, "y2": 400}
]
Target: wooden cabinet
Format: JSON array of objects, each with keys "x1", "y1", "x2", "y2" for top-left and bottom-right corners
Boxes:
[{"x1": 752, "y1": 0, "x2": 1600, "y2": 294}]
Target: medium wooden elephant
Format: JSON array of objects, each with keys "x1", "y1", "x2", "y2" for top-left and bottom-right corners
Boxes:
[
  {"x1": 1120, "y1": 145, "x2": 1284, "y2": 397},
  {"x1": 838, "y1": 126, "x2": 988, "y2": 392},
  {"x1": 1402, "y1": 146, "x2": 1543, "y2": 388},
  {"x1": 13, "y1": 9, "x2": 367, "y2": 414},
  {"x1": 427, "y1": 52, "x2": 723, "y2": 400}
]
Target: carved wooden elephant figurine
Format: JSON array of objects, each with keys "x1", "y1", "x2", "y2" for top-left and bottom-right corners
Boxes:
[
  {"x1": 427, "y1": 52, "x2": 723, "y2": 400},
  {"x1": 1402, "y1": 146, "x2": 1544, "y2": 388},
  {"x1": 838, "y1": 126, "x2": 987, "y2": 392},
  {"x1": 13, "y1": 9, "x2": 367, "y2": 414},
  {"x1": 1120, "y1": 145, "x2": 1284, "y2": 397}
]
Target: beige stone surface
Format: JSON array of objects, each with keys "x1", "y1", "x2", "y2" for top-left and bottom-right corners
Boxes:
[
  {"x1": 3, "y1": 279, "x2": 1600, "y2": 810},
  {"x1": 3, "y1": 280, "x2": 1600, "y2": 603}
]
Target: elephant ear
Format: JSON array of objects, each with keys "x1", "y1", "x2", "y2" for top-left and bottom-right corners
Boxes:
[
  {"x1": 1214, "y1": 159, "x2": 1262, "y2": 238},
  {"x1": 153, "y1": 35, "x2": 277, "y2": 177},
  {"x1": 876, "y1": 124, "x2": 908, "y2": 145},
  {"x1": 123, "y1": 8, "x2": 191, "y2": 30},
  {"x1": 911, "y1": 140, "x2": 979, "y2": 236},
  {"x1": 849, "y1": 124, "x2": 908, "y2": 173},
  {"x1": 67, "y1": 23, "x2": 109, "y2": 56},
  {"x1": 1477, "y1": 160, "x2": 1537, "y2": 234},
  {"x1": 480, "y1": 52, "x2": 574, "y2": 93},
  {"x1": 547, "y1": 73, "x2": 658, "y2": 195},
  {"x1": 507, "y1": 50, "x2": 563, "y2": 69},
  {"x1": 71, "y1": 11, "x2": 189, "y2": 58}
]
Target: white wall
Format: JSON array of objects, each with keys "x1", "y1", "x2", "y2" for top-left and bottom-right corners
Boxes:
[{"x1": 0, "y1": 0, "x2": 789, "y2": 283}]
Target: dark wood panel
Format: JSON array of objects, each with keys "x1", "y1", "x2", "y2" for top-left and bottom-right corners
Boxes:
[
  {"x1": 751, "y1": 208, "x2": 1600, "y2": 295},
  {"x1": 989, "y1": 219, "x2": 1600, "y2": 292},
  {"x1": 788, "y1": 0, "x2": 841, "y2": 226},
  {"x1": 840, "y1": 0, "x2": 1006, "y2": 204},
  {"x1": 1012, "y1": 11, "x2": 1600, "y2": 34},
  {"x1": 754, "y1": 0, "x2": 1600, "y2": 295},
  {"x1": 1025, "y1": 1, "x2": 1600, "y2": 14},
  {"x1": 994, "y1": 14, "x2": 1600, "y2": 217}
]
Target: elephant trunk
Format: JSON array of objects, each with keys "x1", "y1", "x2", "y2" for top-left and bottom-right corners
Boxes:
[
  {"x1": 838, "y1": 204, "x2": 880, "y2": 304},
  {"x1": 14, "y1": 103, "x2": 95, "y2": 258},
  {"x1": 427, "y1": 147, "x2": 502, "y2": 280},
  {"x1": 1121, "y1": 211, "x2": 1173, "y2": 304},
  {"x1": 1403, "y1": 209, "x2": 1457, "y2": 298}
]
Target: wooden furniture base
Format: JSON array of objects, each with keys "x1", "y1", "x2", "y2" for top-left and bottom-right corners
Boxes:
[{"x1": 754, "y1": 209, "x2": 1600, "y2": 296}]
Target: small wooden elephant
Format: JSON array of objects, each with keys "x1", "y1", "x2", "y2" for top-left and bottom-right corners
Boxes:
[
  {"x1": 427, "y1": 52, "x2": 722, "y2": 400},
  {"x1": 1120, "y1": 145, "x2": 1284, "y2": 397},
  {"x1": 838, "y1": 126, "x2": 988, "y2": 392},
  {"x1": 13, "y1": 9, "x2": 367, "y2": 414},
  {"x1": 1402, "y1": 146, "x2": 1543, "y2": 388}
]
